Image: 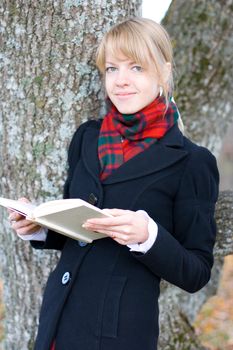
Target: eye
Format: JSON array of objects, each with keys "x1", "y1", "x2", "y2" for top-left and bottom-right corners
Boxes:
[
  {"x1": 105, "y1": 66, "x2": 117, "y2": 73},
  {"x1": 131, "y1": 65, "x2": 143, "y2": 72}
]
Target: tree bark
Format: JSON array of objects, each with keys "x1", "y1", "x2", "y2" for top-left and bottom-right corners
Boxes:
[
  {"x1": 163, "y1": 0, "x2": 233, "y2": 156},
  {"x1": 0, "y1": 1, "x2": 141, "y2": 349}
]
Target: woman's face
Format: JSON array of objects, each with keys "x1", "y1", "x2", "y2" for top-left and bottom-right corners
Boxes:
[{"x1": 105, "y1": 51, "x2": 160, "y2": 114}]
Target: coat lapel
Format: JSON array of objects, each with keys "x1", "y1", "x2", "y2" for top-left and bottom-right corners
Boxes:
[
  {"x1": 82, "y1": 125, "x2": 101, "y2": 179},
  {"x1": 82, "y1": 123, "x2": 188, "y2": 184}
]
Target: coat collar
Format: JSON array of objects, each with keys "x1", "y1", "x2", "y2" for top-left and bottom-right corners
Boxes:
[{"x1": 82, "y1": 123, "x2": 188, "y2": 184}]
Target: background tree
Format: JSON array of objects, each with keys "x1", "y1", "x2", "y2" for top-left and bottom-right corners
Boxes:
[
  {"x1": 0, "y1": 0, "x2": 232, "y2": 349},
  {"x1": 0, "y1": 1, "x2": 141, "y2": 349}
]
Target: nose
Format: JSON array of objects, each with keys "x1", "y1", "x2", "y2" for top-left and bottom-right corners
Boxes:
[{"x1": 115, "y1": 68, "x2": 130, "y2": 87}]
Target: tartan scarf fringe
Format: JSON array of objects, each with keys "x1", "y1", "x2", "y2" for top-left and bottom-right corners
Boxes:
[{"x1": 98, "y1": 96, "x2": 180, "y2": 181}]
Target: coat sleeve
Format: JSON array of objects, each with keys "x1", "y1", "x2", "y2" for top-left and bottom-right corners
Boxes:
[
  {"x1": 31, "y1": 121, "x2": 92, "y2": 251},
  {"x1": 131, "y1": 146, "x2": 219, "y2": 293}
]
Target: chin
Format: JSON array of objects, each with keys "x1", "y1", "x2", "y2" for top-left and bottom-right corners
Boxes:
[
  {"x1": 114, "y1": 104, "x2": 140, "y2": 114},
  {"x1": 113, "y1": 101, "x2": 149, "y2": 114}
]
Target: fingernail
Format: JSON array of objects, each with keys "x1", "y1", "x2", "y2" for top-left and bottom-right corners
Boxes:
[{"x1": 85, "y1": 220, "x2": 94, "y2": 225}]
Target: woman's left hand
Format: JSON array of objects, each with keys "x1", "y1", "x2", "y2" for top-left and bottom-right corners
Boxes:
[{"x1": 83, "y1": 209, "x2": 149, "y2": 245}]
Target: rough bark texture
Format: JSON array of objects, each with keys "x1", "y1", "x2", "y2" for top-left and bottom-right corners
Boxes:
[
  {"x1": 0, "y1": 1, "x2": 141, "y2": 349},
  {"x1": 215, "y1": 191, "x2": 233, "y2": 257},
  {"x1": 163, "y1": 0, "x2": 233, "y2": 155},
  {"x1": 0, "y1": 0, "x2": 232, "y2": 349}
]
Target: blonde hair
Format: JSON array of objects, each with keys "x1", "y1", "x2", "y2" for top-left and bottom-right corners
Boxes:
[{"x1": 96, "y1": 17, "x2": 174, "y2": 105}]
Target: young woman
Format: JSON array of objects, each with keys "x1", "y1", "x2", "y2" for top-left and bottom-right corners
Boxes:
[{"x1": 10, "y1": 18, "x2": 219, "y2": 350}]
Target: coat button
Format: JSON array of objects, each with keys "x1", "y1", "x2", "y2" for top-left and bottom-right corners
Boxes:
[
  {"x1": 88, "y1": 193, "x2": 98, "y2": 205},
  {"x1": 78, "y1": 241, "x2": 88, "y2": 247},
  {"x1": 62, "y1": 272, "x2": 71, "y2": 285}
]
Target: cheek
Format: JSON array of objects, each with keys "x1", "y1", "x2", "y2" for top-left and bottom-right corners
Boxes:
[
  {"x1": 149, "y1": 81, "x2": 159, "y2": 97},
  {"x1": 141, "y1": 76, "x2": 159, "y2": 94},
  {"x1": 104, "y1": 77, "x2": 113, "y2": 96}
]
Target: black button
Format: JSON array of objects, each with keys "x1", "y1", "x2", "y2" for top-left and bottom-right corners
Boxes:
[
  {"x1": 88, "y1": 193, "x2": 98, "y2": 205},
  {"x1": 62, "y1": 272, "x2": 71, "y2": 285}
]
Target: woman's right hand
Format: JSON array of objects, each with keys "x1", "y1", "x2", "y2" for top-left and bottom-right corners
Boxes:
[{"x1": 8, "y1": 198, "x2": 42, "y2": 236}]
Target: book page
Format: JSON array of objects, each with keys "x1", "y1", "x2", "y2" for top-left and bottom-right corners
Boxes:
[
  {"x1": 34, "y1": 198, "x2": 106, "y2": 218},
  {"x1": 0, "y1": 197, "x2": 36, "y2": 217},
  {"x1": 35, "y1": 206, "x2": 109, "y2": 242}
]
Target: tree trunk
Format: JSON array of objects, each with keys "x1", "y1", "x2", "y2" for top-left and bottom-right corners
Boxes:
[
  {"x1": 163, "y1": 0, "x2": 233, "y2": 155},
  {"x1": 0, "y1": 1, "x2": 141, "y2": 349}
]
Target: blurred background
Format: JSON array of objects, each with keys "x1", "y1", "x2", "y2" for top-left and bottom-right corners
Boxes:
[{"x1": 194, "y1": 124, "x2": 233, "y2": 350}]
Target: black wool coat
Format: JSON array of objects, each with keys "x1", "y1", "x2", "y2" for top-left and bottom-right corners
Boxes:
[{"x1": 32, "y1": 120, "x2": 219, "y2": 350}]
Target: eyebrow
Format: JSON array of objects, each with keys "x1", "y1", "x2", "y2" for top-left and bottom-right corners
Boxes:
[{"x1": 105, "y1": 61, "x2": 117, "y2": 65}]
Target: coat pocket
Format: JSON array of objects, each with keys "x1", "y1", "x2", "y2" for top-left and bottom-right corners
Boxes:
[{"x1": 101, "y1": 276, "x2": 127, "y2": 338}]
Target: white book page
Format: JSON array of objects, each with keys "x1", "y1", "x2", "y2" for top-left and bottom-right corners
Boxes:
[
  {"x1": 33, "y1": 198, "x2": 108, "y2": 218},
  {"x1": 0, "y1": 197, "x2": 36, "y2": 217},
  {"x1": 36, "y1": 206, "x2": 109, "y2": 242}
]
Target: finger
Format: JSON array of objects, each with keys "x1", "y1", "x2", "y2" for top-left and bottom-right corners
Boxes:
[
  {"x1": 110, "y1": 234, "x2": 131, "y2": 245},
  {"x1": 105, "y1": 225, "x2": 131, "y2": 235},
  {"x1": 85, "y1": 214, "x2": 133, "y2": 227},
  {"x1": 16, "y1": 223, "x2": 41, "y2": 236},
  {"x1": 86, "y1": 211, "x2": 149, "y2": 241},
  {"x1": 83, "y1": 221, "x2": 131, "y2": 235},
  {"x1": 9, "y1": 212, "x2": 25, "y2": 222},
  {"x1": 12, "y1": 218, "x2": 34, "y2": 230},
  {"x1": 88, "y1": 227, "x2": 131, "y2": 243},
  {"x1": 113, "y1": 237, "x2": 129, "y2": 245}
]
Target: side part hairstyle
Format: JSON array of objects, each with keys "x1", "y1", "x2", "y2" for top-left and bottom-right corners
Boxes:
[
  {"x1": 96, "y1": 17, "x2": 174, "y2": 106},
  {"x1": 96, "y1": 17, "x2": 184, "y2": 132}
]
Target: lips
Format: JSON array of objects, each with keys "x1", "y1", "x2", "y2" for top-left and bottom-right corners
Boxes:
[
  {"x1": 115, "y1": 92, "x2": 136, "y2": 96},
  {"x1": 114, "y1": 92, "x2": 137, "y2": 99}
]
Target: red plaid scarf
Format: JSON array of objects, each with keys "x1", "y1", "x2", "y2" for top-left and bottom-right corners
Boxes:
[{"x1": 98, "y1": 96, "x2": 179, "y2": 181}]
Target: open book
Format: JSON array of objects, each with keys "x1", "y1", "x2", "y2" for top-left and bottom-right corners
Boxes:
[{"x1": 0, "y1": 197, "x2": 111, "y2": 243}]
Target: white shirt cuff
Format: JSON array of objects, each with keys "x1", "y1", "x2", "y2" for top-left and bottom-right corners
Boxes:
[
  {"x1": 17, "y1": 227, "x2": 48, "y2": 241},
  {"x1": 127, "y1": 210, "x2": 158, "y2": 254}
]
